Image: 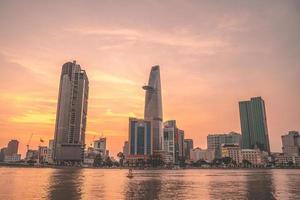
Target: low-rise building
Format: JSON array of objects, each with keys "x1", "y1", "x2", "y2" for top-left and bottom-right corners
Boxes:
[
  {"x1": 207, "y1": 132, "x2": 241, "y2": 158},
  {"x1": 273, "y1": 153, "x2": 300, "y2": 166},
  {"x1": 3, "y1": 154, "x2": 21, "y2": 162},
  {"x1": 241, "y1": 149, "x2": 264, "y2": 166},
  {"x1": 190, "y1": 148, "x2": 215, "y2": 162},
  {"x1": 221, "y1": 144, "x2": 242, "y2": 164}
]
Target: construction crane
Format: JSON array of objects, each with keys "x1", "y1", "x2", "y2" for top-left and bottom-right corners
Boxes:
[{"x1": 26, "y1": 133, "x2": 34, "y2": 151}]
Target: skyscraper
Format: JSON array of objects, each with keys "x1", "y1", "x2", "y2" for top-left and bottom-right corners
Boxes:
[
  {"x1": 53, "y1": 61, "x2": 89, "y2": 164},
  {"x1": 239, "y1": 97, "x2": 270, "y2": 153},
  {"x1": 128, "y1": 118, "x2": 152, "y2": 156},
  {"x1": 143, "y1": 65, "x2": 163, "y2": 152}
]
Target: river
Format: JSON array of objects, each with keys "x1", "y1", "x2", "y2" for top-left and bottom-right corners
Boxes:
[{"x1": 0, "y1": 167, "x2": 299, "y2": 199}]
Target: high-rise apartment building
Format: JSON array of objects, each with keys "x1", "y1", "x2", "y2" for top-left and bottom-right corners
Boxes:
[
  {"x1": 128, "y1": 118, "x2": 152, "y2": 156},
  {"x1": 143, "y1": 65, "x2": 163, "y2": 152},
  {"x1": 53, "y1": 61, "x2": 89, "y2": 164},
  {"x1": 282, "y1": 131, "x2": 300, "y2": 156},
  {"x1": 184, "y1": 139, "x2": 194, "y2": 159},
  {"x1": 239, "y1": 97, "x2": 270, "y2": 152}
]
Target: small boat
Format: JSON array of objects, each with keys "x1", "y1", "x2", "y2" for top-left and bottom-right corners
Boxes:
[{"x1": 127, "y1": 169, "x2": 133, "y2": 178}]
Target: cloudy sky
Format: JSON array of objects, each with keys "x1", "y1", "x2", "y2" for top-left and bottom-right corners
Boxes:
[{"x1": 0, "y1": 0, "x2": 299, "y2": 157}]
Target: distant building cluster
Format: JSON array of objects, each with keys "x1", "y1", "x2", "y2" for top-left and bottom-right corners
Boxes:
[
  {"x1": 0, "y1": 62, "x2": 299, "y2": 168},
  {"x1": 122, "y1": 66, "x2": 194, "y2": 167}
]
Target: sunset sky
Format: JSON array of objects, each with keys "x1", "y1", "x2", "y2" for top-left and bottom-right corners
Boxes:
[{"x1": 0, "y1": 0, "x2": 299, "y2": 157}]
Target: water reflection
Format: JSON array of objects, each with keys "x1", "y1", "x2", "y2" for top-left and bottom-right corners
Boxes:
[
  {"x1": 47, "y1": 168, "x2": 84, "y2": 200},
  {"x1": 124, "y1": 170, "x2": 195, "y2": 199},
  {"x1": 125, "y1": 171, "x2": 162, "y2": 199},
  {"x1": 1, "y1": 168, "x2": 300, "y2": 199},
  {"x1": 245, "y1": 171, "x2": 276, "y2": 200},
  {"x1": 207, "y1": 171, "x2": 246, "y2": 199},
  {"x1": 285, "y1": 170, "x2": 300, "y2": 199}
]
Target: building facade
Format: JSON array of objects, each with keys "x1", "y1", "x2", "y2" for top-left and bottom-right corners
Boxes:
[
  {"x1": 1, "y1": 140, "x2": 20, "y2": 162},
  {"x1": 0, "y1": 148, "x2": 6, "y2": 162},
  {"x1": 190, "y1": 148, "x2": 215, "y2": 162},
  {"x1": 184, "y1": 139, "x2": 194, "y2": 160},
  {"x1": 207, "y1": 132, "x2": 241, "y2": 158},
  {"x1": 38, "y1": 146, "x2": 48, "y2": 164},
  {"x1": 239, "y1": 97, "x2": 270, "y2": 152},
  {"x1": 6, "y1": 140, "x2": 19, "y2": 156},
  {"x1": 273, "y1": 153, "x2": 300, "y2": 166},
  {"x1": 221, "y1": 144, "x2": 242, "y2": 164},
  {"x1": 128, "y1": 118, "x2": 152, "y2": 156},
  {"x1": 282, "y1": 131, "x2": 300, "y2": 156},
  {"x1": 241, "y1": 149, "x2": 264, "y2": 166},
  {"x1": 94, "y1": 137, "x2": 106, "y2": 154},
  {"x1": 123, "y1": 141, "x2": 129, "y2": 158},
  {"x1": 53, "y1": 61, "x2": 89, "y2": 164},
  {"x1": 3, "y1": 154, "x2": 21, "y2": 162},
  {"x1": 46, "y1": 140, "x2": 54, "y2": 164},
  {"x1": 163, "y1": 120, "x2": 185, "y2": 164},
  {"x1": 26, "y1": 149, "x2": 39, "y2": 161},
  {"x1": 143, "y1": 65, "x2": 163, "y2": 152}
]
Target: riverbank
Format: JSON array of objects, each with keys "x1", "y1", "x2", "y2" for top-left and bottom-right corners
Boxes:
[{"x1": 1, "y1": 162, "x2": 300, "y2": 170}]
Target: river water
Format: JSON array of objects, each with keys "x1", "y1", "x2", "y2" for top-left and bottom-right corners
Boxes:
[{"x1": 0, "y1": 167, "x2": 299, "y2": 199}]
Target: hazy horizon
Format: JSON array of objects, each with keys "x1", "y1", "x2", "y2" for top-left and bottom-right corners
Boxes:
[{"x1": 0, "y1": 0, "x2": 299, "y2": 157}]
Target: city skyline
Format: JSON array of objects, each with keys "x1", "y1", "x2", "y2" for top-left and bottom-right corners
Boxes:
[{"x1": 0, "y1": 1, "x2": 300, "y2": 157}]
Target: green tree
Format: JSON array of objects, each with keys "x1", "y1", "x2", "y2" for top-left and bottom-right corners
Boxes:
[
  {"x1": 242, "y1": 159, "x2": 252, "y2": 167},
  {"x1": 105, "y1": 156, "x2": 113, "y2": 167},
  {"x1": 94, "y1": 154, "x2": 103, "y2": 167},
  {"x1": 117, "y1": 152, "x2": 125, "y2": 167}
]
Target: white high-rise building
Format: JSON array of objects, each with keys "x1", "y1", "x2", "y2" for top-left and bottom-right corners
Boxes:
[{"x1": 53, "y1": 61, "x2": 89, "y2": 164}]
